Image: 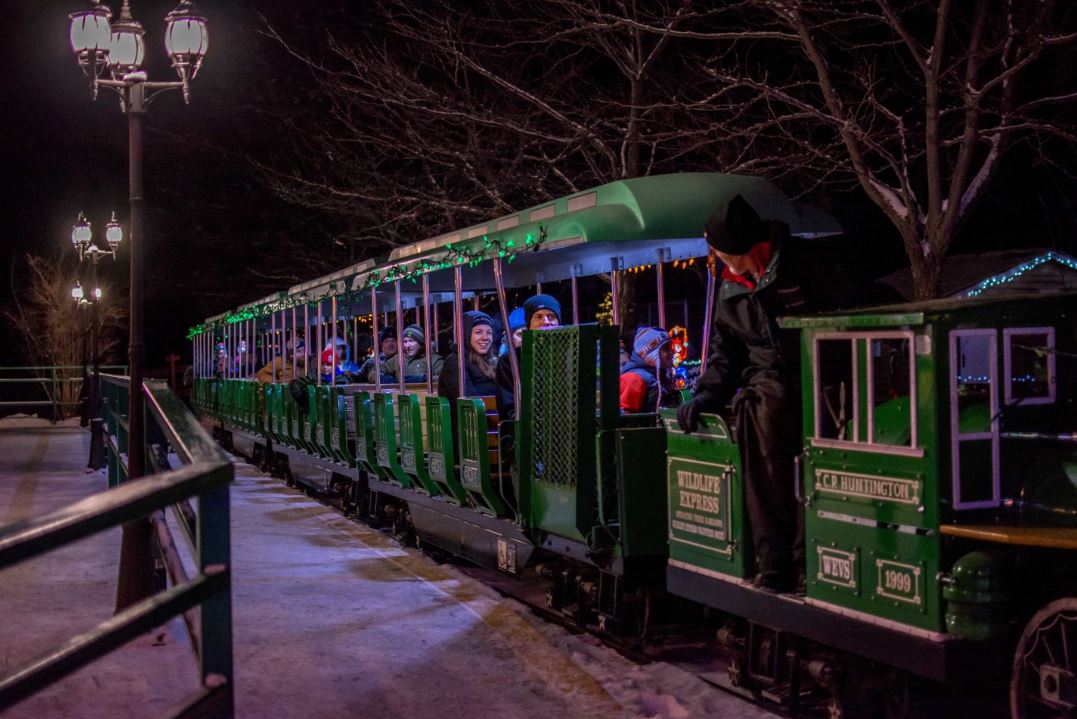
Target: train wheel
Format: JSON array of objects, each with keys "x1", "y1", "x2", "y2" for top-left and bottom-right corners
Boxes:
[{"x1": 1010, "y1": 597, "x2": 1077, "y2": 719}]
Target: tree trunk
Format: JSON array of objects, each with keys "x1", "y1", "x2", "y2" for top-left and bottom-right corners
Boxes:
[{"x1": 908, "y1": 240, "x2": 944, "y2": 301}]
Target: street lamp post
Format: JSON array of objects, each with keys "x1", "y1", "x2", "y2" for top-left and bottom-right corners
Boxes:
[
  {"x1": 71, "y1": 212, "x2": 122, "y2": 469},
  {"x1": 68, "y1": 0, "x2": 208, "y2": 611}
]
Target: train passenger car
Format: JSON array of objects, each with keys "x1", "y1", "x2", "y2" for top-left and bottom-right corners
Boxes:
[
  {"x1": 189, "y1": 171, "x2": 840, "y2": 622},
  {"x1": 663, "y1": 293, "x2": 1077, "y2": 716}
]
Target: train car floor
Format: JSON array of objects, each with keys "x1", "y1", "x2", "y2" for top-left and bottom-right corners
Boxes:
[{"x1": 0, "y1": 416, "x2": 777, "y2": 718}]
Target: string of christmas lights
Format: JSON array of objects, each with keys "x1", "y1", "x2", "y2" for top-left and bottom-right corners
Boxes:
[
  {"x1": 187, "y1": 227, "x2": 548, "y2": 339},
  {"x1": 965, "y1": 251, "x2": 1077, "y2": 298}
]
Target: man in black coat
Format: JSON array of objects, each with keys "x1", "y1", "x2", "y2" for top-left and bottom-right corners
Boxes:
[{"x1": 677, "y1": 195, "x2": 856, "y2": 593}]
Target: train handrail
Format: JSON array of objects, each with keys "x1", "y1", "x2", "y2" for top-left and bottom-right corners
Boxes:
[{"x1": 0, "y1": 374, "x2": 234, "y2": 718}]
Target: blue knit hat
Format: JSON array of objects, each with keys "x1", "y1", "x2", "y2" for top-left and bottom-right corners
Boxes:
[
  {"x1": 633, "y1": 327, "x2": 670, "y2": 368},
  {"x1": 523, "y1": 294, "x2": 562, "y2": 327},
  {"x1": 508, "y1": 307, "x2": 526, "y2": 333}
]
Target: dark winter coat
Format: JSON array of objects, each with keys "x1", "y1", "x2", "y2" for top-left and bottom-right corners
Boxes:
[
  {"x1": 373, "y1": 352, "x2": 444, "y2": 384},
  {"x1": 438, "y1": 354, "x2": 497, "y2": 404},
  {"x1": 695, "y1": 230, "x2": 856, "y2": 409},
  {"x1": 494, "y1": 348, "x2": 519, "y2": 421}
]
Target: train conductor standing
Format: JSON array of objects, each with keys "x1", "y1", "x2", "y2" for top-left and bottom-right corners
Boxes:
[{"x1": 677, "y1": 195, "x2": 856, "y2": 594}]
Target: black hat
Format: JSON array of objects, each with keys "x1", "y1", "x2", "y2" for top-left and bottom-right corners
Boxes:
[
  {"x1": 379, "y1": 325, "x2": 397, "y2": 344},
  {"x1": 704, "y1": 195, "x2": 769, "y2": 255},
  {"x1": 523, "y1": 294, "x2": 562, "y2": 327}
]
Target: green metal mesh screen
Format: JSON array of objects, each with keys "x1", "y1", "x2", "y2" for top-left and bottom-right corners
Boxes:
[{"x1": 532, "y1": 327, "x2": 581, "y2": 488}]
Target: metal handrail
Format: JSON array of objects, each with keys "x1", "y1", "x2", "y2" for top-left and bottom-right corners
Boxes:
[
  {"x1": 0, "y1": 374, "x2": 233, "y2": 717},
  {"x1": 0, "y1": 365, "x2": 128, "y2": 421}
]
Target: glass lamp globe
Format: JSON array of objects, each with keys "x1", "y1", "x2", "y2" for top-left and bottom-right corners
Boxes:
[
  {"x1": 72, "y1": 283, "x2": 85, "y2": 302},
  {"x1": 109, "y1": 1, "x2": 145, "y2": 76},
  {"x1": 164, "y1": 0, "x2": 209, "y2": 81},
  {"x1": 69, "y1": 2, "x2": 112, "y2": 69},
  {"x1": 71, "y1": 214, "x2": 93, "y2": 251},
  {"x1": 105, "y1": 212, "x2": 124, "y2": 251}
]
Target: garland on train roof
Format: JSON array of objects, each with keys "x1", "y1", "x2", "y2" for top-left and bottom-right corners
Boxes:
[{"x1": 186, "y1": 227, "x2": 547, "y2": 339}]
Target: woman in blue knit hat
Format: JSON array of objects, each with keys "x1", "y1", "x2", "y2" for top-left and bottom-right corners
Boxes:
[
  {"x1": 437, "y1": 310, "x2": 498, "y2": 403},
  {"x1": 619, "y1": 326, "x2": 677, "y2": 413}
]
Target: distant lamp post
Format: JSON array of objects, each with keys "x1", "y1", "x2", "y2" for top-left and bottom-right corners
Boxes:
[
  {"x1": 70, "y1": 211, "x2": 122, "y2": 455},
  {"x1": 68, "y1": 0, "x2": 208, "y2": 611}
]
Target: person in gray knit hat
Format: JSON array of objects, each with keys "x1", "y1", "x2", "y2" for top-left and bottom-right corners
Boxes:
[
  {"x1": 376, "y1": 324, "x2": 443, "y2": 383},
  {"x1": 678, "y1": 194, "x2": 856, "y2": 594},
  {"x1": 619, "y1": 326, "x2": 677, "y2": 414}
]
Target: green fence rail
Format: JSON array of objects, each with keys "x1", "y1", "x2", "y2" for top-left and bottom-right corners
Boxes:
[
  {"x1": 0, "y1": 365, "x2": 128, "y2": 422},
  {"x1": 0, "y1": 374, "x2": 234, "y2": 717}
]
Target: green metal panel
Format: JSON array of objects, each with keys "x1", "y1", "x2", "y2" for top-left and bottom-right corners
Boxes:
[
  {"x1": 614, "y1": 426, "x2": 670, "y2": 558},
  {"x1": 519, "y1": 325, "x2": 619, "y2": 544},
  {"x1": 306, "y1": 386, "x2": 325, "y2": 458},
  {"x1": 806, "y1": 515, "x2": 943, "y2": 632},
  {"x1": 457, "y1": 398, "x2": 506, "y2": 516},
  {"x1": 354, "y1": 392, "x2": 387, "y2": 480},
  {"x1": 398, "y1": 393, "x2": 440, "y2": 496},
  {"x1": 663, "y1": 410, "x2": 751, "y2": 579},
  {"x1": 373, "y1": 393, "x2": 410, "y2": 487},
  {"x1": 329, "y1": 390, "x2": 355, "y2": 466},
  {"x1": 426, "y1": 395, "x2": 467, "y2": 504},
  {"x1": 319, "y1": 386, "x2": 335, "y2": 460}
]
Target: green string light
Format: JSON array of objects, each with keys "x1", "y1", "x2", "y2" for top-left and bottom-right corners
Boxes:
[{"x1": 188, "y1": 224, "x2": 549, "y2": 337}]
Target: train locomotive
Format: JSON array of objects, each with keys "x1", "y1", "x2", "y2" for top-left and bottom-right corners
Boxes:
[{"x1": 187, "y1": 173, "x2": 1077, "y2": 718}]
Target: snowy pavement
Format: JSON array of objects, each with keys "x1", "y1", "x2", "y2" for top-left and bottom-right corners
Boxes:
[{"x1": 0, "y1": 415, "x2": 775, "y2": 718}]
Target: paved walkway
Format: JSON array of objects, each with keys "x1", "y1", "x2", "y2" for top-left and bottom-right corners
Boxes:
[{"x1": 0, "y1": 416, "x2": 772, "y2": 718}]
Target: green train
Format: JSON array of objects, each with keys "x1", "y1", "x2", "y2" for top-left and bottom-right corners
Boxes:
[{"x1": 189, "y1": 173, "x2": 1076, "y2": 717}]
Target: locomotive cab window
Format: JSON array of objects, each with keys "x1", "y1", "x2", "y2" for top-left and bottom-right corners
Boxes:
[
  {"x1": 869, "y1": 335, "x2": 915, "y2": 447},
  {"x1": 814, "y1": 338, "x2": 857, "y2": 442},
  {"x1": 1003, "y1": 327, "x2": 1056, "y2": 406},
  {"x1": 812, "y1": 332, "x2": 918, "y2": 452},
  {"x1": 949, "y1": 330, "x2": 1001, "y2": 510}
]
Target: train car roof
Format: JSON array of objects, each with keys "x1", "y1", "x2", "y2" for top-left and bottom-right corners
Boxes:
[
  {"x1": 781, "y1": 291, "x2": 1077, "y2": 330},
  {"x1": 193, "y1": 172, "x2": 841, "y2": 333},
  {"x1": 361, "y1": 172, "x2": 842, "y2": 292}
]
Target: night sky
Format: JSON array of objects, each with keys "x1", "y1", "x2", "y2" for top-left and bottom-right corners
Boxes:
[{"x1": 4, "y1": 2, "x2": 1076, "y2": 369}]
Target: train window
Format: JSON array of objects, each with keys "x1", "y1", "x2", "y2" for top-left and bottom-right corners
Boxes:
[
  {"x1": 815, "y1": 338, "x2": 856, "y2": 441},
  {"x1": 869, "y1": 337, "x2": 914, "y2": 446},
  {"x1": 1003, "y1": 328, "x2": 1056, "y2": 406},
  {"x1": 954, "y1": 333, "x2": 995, "y2": 433},
  {"x1": 949, "y1": 330, "x2": 1001, "y2": 510}
]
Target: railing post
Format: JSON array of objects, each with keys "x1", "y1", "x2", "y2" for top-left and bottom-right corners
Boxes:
[
  {"x1": 51, "y1": 367, "x2": 59, "y2": 423},
  {"x1": 198, "y1": 480, "x2": 234, "y2": 711}
]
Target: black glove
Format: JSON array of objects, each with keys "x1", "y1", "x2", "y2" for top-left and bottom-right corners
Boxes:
[{"x1": 677, "y1": 398, "x2": 703, "y2": 433}]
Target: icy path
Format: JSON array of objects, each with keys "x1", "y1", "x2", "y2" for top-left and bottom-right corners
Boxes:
[
  {"x1": 0, "y1": 417, "x2": 198, "y2": 718},
  {"x1": 0, "y1": 415, "x2": 775, "y2": 718},
  {"x1": 225, "y1": 461, "x2": 775, "y2": 719}
]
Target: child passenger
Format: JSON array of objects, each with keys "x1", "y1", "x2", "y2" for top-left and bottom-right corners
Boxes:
[{"x1": 619, "y1": 326, "x2": 677, "y2": 413}]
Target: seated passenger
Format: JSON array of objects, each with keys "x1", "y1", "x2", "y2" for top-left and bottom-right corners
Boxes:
[
  {"x1": 321, "y1": 337, "x2": 361, "y2": 382},
  {"x1": 380, "y1": 324, "x2": 444, "y2": 383},
  {"x1": 437, "y1": 310, "x2": 498, "y2": 404},
  {"x1": 255, "y1": 339, "x2": 304, "y2": 385},
  {"x1": 619, "y1": 327, "x2": 677, "y2": 413},
  {"x1": 495, "y1": 294, "x2": 561, "y2": 421},
  {"x1": 358, "y1": 326, "x2": 398, "y2": 383},
  {"x1": 499, "y1": 308, "x2": 525, "y2": 357}
]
